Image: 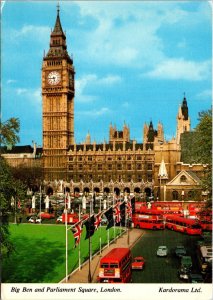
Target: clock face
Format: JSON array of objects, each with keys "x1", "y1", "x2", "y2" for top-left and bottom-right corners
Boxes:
[{"x1": 47, "y1": 71, "x2": 61, "y2": 85}]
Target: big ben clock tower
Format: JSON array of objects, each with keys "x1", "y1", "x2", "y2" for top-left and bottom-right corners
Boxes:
[{"x1": 42, "y1": 5, "x2": 75, "y2": 180}]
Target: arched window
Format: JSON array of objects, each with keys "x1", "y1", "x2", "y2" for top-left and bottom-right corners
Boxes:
[
  {"x1": 47, "y1": 186, "x2": 53, "y2": 195},
  {"x1": 172, "y1": 191, "x2": 179, "y2": 200},
  {"x1": 104, "y1": 187, "x2": 110, "y2": 194},
  {"x1": 94, "y1": 187, "x2": 100, "y2": 193},
  {"x1": 134, "y1": 187, "x2": 141, "y2": 193},
  {"x1": 124, "y1": 187, "x2": 130, "y2": 194}
]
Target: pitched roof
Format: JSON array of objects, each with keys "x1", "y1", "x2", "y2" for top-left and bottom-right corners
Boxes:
[
  {"x1": 0, "y1": 145, "x2": 34, "y2": 154},
  {"x1": 167, "y1": 170, "x2": 201, "y2": 186}
]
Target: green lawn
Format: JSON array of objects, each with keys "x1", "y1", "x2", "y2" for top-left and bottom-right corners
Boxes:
[{"x1": 2, "y1": 224, "x2": 123, "y2": 283}]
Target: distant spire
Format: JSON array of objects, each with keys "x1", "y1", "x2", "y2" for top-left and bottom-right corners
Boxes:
[
  {"x1": 57, "y1": 2, "x2": 60, "y2": 15},
  {"x1": 181, "y1": 93, "x2": 188, "y2": 120}
]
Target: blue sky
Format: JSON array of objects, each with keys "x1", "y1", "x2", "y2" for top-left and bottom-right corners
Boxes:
[{"x1": 1, "y1": 1, "x2": 212, "y2": 146}]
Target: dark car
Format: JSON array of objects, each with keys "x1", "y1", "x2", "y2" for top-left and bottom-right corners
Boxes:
[
  {"x1": 101, "y1": 216, "x2": 108, "y2": 225},
  {"x1": 175, "y1": 245, "x2": 187, "y2": 257},
  {"x1": 189, "y1": 273, "x2": 204, "y2": 283}
]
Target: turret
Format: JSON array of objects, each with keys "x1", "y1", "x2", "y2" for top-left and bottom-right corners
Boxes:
[{"x1": 176, "y1": 94, "x2": 191, "y2": 144}]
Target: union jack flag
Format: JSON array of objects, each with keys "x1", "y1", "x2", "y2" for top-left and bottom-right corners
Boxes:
[
  {"x1": 126, "y1": 201, "x2": 132, "y2": 218},
  {"x1": 17, "y1": 200, "x2": 21, "y2": 209},
  {"x1": 114, "y1": 204, "x2": 121, "y2": 224},
  {"x1": 94, "y1": 213, "x2": 102, "y2": 230},
  {"x1": 71, "y1": 222, "x2": 83, "y2": 247}
]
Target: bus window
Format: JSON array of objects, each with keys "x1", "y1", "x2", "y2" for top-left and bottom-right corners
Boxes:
[
  {"x1": 101, "y1": 263, "x2": 109, "y2": 268},
  {"x1": 110, "y1": 263, "x2": 118, "y2": 268}
]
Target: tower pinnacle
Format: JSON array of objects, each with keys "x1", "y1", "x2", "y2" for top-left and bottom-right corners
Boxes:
[{"x1": 57, "y1": 2, "x2": 60, "y2": 15}]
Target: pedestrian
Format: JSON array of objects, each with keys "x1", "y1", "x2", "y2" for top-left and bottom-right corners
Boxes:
[{"x1": 93, "y1": 192, "x2": 96, "y2": 212}]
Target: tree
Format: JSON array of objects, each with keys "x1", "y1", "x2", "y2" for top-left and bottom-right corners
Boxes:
[
  {"x1": 181, "y1": 109, "x2": 212, "y2": 204},
  {"x1": 0, "y1": 157, "x2": 26, "y2": 257},
  {"x1": 194, "y1": 109, "x2": 212, "y2": 204},
  {"x1": 194, "y1": 109, "x2": 212, "y2": 165},
  {"x1": 180, "y1": 131, "x2": 198, "y2": 163},
  {"x1": 0, "y1": 117, "x2": 26, "y2": 257},
  {"x1": 0, "y1": 118, "x2": 20, "y2": 147},
  {"x1": 11, "y1": 164, "x2": 43, "y2": 191}
]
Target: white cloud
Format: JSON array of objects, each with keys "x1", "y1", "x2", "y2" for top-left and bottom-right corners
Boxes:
[
  {"x1": 122, "y1": 102, "x2": 130, "y2": 108},
  {"x1": 75, "y1": 73, "x2": 121, "y2": 103},
  {"x1": 16, "y1": 87, "x2": 41, "y2": 105},
  {"x1": 69, "y1": 1, "x2": 210, "y2": 69},
  {"x1": 9, "y1": 25, "x2": 50, "y2": 44},
  {"x1": 16, "y1": 88, "x2": 28, "y2": 95},
  {"x1": 196, "y1": 89, "x2": 212, "y2": 99},
  {"x1": 78, "y1": 107, "x2": 110, "y2": 117},
  {"x1": 144, "y1": 59, "x2": 211, "y2": 81},
  {"x1": 7, "y1": 79, "x2": 17, "y2": 84}
]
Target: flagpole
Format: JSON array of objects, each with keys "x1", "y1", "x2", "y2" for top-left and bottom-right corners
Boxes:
[
  {"x1": 99, "y1": 199, "x2": 102, "y2": 256},
  {"x1": 113, "y1": 194, "x2": 115, "y2": 241},
  {"x1": 14, "y1": 196, "x2": 17, "y2": 224},
  {"x1": 78, "y1": 204, "x2": 81, "y2": 270},
  {"x1": 39, "y1": 186, "x2": 42, "y2": 226},
  {"x1": 88, "y1": 201, "x2": 92, "y2": 283},
  {"x1": 127, "y1": 211, "x2": 130, "y2": 246},
  {"x1": 90, "y1": 200, "x2": 92, "y2": 261},
  {"x1": 65, "y1": 200, "x2": 68, "y2": 282}
]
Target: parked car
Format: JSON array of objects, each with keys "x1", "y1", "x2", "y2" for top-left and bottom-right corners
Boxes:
[
  {"x1": 131, "y1": 256, "x2": 145, "y2": 270},
  {"x1": 175, "y1": 245, "x2": 187, "y2": 257},
  {"x1": 28, "y1": 216, "x2": 42, "y2": 223},
  {"x1": 178, "y1": 268, "x2": 190, "y2": 280},
  {"x1": 180, "y1": 256, "x2": 192, "y2": 270},
  {"x1": 38, "y1": 212, "x2": 55, "y2": 219},
  {"x1": 101, "y1": 216, "x2": 108, "y2": 225},
  {"x1": 189, "y1": 273, "x2": 204, "y2": 283},
  {"x1": 56, "y1": 215, "x2": 63, "y2": 223},
  {"x1": 178, "y1": 256, "x2": 193, "y2": 280},
  {"x1": 157, "y1": 246, "x2": 168, "y2": 257}
]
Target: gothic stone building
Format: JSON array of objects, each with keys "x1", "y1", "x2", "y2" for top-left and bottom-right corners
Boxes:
[{"x1": 2, "y1": 7, "x2": 207, "y2": 201}]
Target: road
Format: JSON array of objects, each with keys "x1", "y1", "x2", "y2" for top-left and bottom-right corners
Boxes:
[{"x1": 131, "y1": 229, "x2": 201, "y2": 283}]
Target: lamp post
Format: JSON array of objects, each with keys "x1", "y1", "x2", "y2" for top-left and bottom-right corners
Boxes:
[
  {"x1": 88, "y1": 201, "x2": 92, "y2": 283},
  {"x1": 127, "y1": 220, "x2": 130, "y2": 245},
  {"x1": 39, "y1": 186, "x2": 42, "y2": 225},
  {"x1": 14, "y1": 196, "x2": 17, "y2": 224}
]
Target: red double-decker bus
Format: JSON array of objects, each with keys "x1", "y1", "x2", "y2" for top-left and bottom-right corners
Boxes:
[
  {"x1": 199, "y1": 219, "x2": 212, "y2": 231},
  {"x1": 132, "y1": 214, "x2": 164, "y2": 230},
  {"x1": 97, "y1": 248, "x2": 132, "y2": 283},
  {"x1": 138, "y1": 206, "x2": 183, "y2": 218},
  {"x1": 165, "y1": 215, "x2": 202, "y2": 235}
]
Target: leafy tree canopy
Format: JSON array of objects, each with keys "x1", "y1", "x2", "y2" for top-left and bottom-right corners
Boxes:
[
  {"x1": 180, "y1": 108, "x2": 212, "y2": 202},
  {"x1": 0, "y1": 157, "x2": 26, "y2": 257},
  {"x1": 0, "y1": 118, "x2": 20, "y2": 147}
]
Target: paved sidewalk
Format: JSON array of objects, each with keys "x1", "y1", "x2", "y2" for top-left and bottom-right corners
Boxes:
[{"x1": 63, "y1": 229, "x2": 143, "y2": 283}]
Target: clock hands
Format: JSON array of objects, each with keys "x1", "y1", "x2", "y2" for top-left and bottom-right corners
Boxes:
[{"x1": 47, "y1": 71, "x2": 60, "y2": 85}]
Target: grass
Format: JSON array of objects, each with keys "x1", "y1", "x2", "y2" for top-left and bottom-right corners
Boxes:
[{"x1": 2, "y1": 224, "x2": 124, "y2": 283}]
